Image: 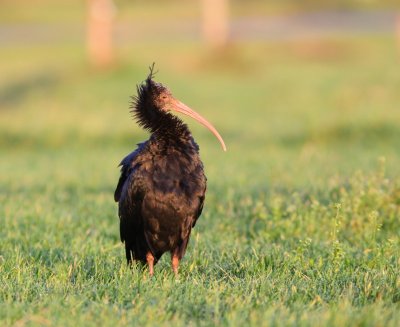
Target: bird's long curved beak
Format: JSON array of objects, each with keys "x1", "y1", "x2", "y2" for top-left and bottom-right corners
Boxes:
[{"x1": 172, "y1": 100, "x2": 227, "y2": 151}]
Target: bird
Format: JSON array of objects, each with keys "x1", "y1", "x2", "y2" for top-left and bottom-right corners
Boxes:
[{"x1": 114, "y1": 65, "x2": 226, "y2": 276}]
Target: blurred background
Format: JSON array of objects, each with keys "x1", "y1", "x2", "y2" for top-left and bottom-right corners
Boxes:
[{"x1": 1, "y1": 0, "x2": 400, "y2": 194}]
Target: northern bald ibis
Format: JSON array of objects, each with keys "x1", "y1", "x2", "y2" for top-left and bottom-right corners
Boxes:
[{"x1": 114, "y1": 66, "x2": 226, "y2": 275}]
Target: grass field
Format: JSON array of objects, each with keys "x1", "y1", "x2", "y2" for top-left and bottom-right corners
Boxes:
[{"x1": 1, "y1": 2, "x2": 400, "y2": 325}]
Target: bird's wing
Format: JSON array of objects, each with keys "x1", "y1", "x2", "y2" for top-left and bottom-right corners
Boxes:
[
  {"x1": 114, "y1": 142, "x2": 147, "y2": 202},
  {"x1": 174, "y1": 175, "x2": 206, "y2": 259},
  {"x1": 192, "y1": 182, "x2": 206, "y2": 228}
]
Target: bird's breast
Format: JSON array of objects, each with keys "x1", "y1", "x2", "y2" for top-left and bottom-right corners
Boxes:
[
  {"x1": 151, "y1": 153, "x2": 204, "y2": 201},
  {"x1": 138, "y1": 153, "x2": 205, "y2": 251}
]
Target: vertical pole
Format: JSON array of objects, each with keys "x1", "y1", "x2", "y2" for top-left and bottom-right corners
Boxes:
[
  {"x1": 87, "y1": 0, "x2": 116, "y2": 68},
  {"x1": 202, "y1": 0, "x2": 229, "y2": 49}
]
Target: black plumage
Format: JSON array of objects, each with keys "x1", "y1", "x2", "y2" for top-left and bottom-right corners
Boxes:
[{"x1": 114, "y1": 66, "x2": 226, "y2": 275}]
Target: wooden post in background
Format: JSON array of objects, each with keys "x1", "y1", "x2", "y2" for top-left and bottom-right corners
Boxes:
[
  {"x1": 202, "y1": 0, "x2": 229, "y2": 49},
  {"x1": 87, "y1": 0, "x2": 116, "y2": 68}
]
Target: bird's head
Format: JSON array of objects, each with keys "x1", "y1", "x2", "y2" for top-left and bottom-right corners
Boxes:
[{"x1": 133, "y1": 65, "x2": 226, "y2": 151}]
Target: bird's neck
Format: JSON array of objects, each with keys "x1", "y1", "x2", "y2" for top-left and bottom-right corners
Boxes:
[
  {"x1": 136, "y1": 106, "x2": 195, "y2": 148},
  {"x1": 152, "y1": 113, "x2": 195, "y2": 148},
  {"x1": 150, "y1": 131, "x2": 200, "y2": 155}
]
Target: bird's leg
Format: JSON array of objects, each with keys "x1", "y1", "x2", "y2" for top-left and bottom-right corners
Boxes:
[
  {"x1": 125, "y1": 247, "x2": 133, "y2": 267},
  {"x1": 146, "y1": 251, "x2": 155, "y2": 276},
  {"x1": 171, "y1": 253, "x2": 180, "y2": 276}
]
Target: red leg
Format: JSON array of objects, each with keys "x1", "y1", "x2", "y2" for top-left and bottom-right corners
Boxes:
[
  {"x1": 171, "y1": 253, "x2": 179, "y2": 276},
  {"x1": 146, "y1": 252, "x2": 155, "y2": 276}
]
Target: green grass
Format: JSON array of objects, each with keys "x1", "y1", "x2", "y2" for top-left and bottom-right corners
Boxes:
[{"x1": 1, "y1": 6, "x2": 400, "y2": 325}]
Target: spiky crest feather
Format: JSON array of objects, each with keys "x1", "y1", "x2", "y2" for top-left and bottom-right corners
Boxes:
[{"x1": 129, "y1": 65, "x2": 190, "y2": 142}]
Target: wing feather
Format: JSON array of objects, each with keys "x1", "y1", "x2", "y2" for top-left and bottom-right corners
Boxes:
[{"x1": 114, "y1": 142, "x2": 147, "y2": 202}]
